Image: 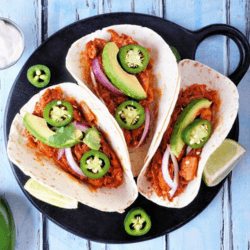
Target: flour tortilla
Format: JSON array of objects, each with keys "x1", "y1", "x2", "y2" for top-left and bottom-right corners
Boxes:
[
  {"x1": 137, "y1": 59, "x2": 239, "y2": 208},
  {"x1": 7, "y1": 83, "x2": 138, "y2": 213},
  {"x1": 66, "y1": 24, "x2": 180, "y2": 176}
]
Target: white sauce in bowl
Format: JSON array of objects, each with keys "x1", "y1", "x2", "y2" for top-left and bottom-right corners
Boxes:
[{"x1": 0, "y1": 20, "x2": 24, "y2": 68}]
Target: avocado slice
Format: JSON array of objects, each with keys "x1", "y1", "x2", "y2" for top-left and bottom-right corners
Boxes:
[
  {"x1": 170, "y1": 98, "x2": 212, "y2": 157},
  {"x1": 0, "y1": 196, "x2": 15, "y2": 250},
  {"x1": 23, "y1": 113, "x2": 82, "y2": 148},
  {"x1": 102, "y1": 42, "x2": 147, "y2": 100},
  {"x1": 82, "y1": 127, "x2": 101, "y2": 150}
]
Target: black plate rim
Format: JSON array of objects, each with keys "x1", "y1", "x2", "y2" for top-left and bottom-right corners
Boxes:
[{"x1": 3, "y1": 12, "x2": 240, "y2": 244}]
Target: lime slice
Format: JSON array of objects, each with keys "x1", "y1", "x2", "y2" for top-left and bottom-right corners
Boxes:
[
  {"x1": 202, "y1": 139, "x2": 246, "y2": 187},
  {"x1": 24, "y1": 179, "x2": 78, "y2": 209}
]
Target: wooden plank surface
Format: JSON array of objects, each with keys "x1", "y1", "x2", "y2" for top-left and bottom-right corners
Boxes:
[
  {"x1": 0, "y1": 1, "x2": 43, "y2": 250},
  {"x1": 0, "y1": 0, "x2": 250, "y2": 249}
]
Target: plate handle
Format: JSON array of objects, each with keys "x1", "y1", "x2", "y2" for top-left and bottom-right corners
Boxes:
[{"x1": 192, "y1": 24, "x2": 250, "y2": 86}]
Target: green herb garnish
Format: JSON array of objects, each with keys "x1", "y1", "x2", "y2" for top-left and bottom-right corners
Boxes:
[{"x1": 49, "y1": 123, "x2": 77, "y2": 145}]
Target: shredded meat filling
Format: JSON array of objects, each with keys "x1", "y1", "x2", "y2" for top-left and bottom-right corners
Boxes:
[
  {"x1": 83, "y1": 29, "x2": 154, "y2": 148},
  {"x1": 146, "y1": 84, "x2": 220, "y2": 201},
  {"x1": 25, "y1": 87, "x2": 124, "y2": 190}
]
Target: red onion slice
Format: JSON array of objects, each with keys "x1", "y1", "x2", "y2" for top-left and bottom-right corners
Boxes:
[
  {"x1": 92, "y1": 58, "x2": 125, "y2": 95},
  {"x1": 65, "y1": 148, "x2": 86, "y2": 177},
  {"x1": 186, "y1": 146, "x2": 192, "y2": 155},
  {"x1": 161, "y1": 145, "x2": 179, "y2": 199},
  {"x1": 161, "y1": 147, "x2": 174, "y2": 189},
  {"x1": 167, "y1": 145, "x2": 179, "y2": 199},
  {"x1": 134, "y1": 107, "x2": 151, "y2": 149},
  {"x1": 58, "y1": 148, "x2": 65, "y2": 160},
  {"x1": 90, "y1": 69, "x2": 104, "y2": 101},
  {"x1": 73, "y1": 121, "x2": 89, "y2": 133}
]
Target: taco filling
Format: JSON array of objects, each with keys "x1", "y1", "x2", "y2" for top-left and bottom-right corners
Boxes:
[
  {"x1": 146, "y1": 84, "x2": 220, "y2": 201},
  {"x1": 81, "y1": 29, "x2": 154, "y2": 149},
  {"x1": 24, "y1": 86, "x2": 124, "y2": 189}
]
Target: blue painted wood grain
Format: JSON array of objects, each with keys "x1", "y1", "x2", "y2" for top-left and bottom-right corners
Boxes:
[
  {"x1": 230, "y1": 1, "x2": 250, "y2": 250},
  {"x1": 1, "y1": 0, "x2": 250, "y2": 249},
  {"x1": 0, "y1": 0, "x2": 43, "y2": 249}
]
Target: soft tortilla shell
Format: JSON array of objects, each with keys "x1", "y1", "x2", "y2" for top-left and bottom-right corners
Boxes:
[
  {"x1": 7, "y1": 83, "x2": 138, "y2": 213},
  {"x1": 137, "y1": 59, "x2": 239, "y2": 208},
  {"x1": 66, "y1": 24, "x2": 180, "y2": 176}
]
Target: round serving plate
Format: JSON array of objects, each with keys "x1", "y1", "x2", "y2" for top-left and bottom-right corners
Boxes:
[{"x1": 4, "y1": 13, "x2": 250, "y2": 243}]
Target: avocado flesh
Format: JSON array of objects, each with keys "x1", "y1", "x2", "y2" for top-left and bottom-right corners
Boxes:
[
  {"x1": 102, "y1": 42, "x2": 147, "y2": 100},
  {"x1": 23, "y1": 113, "x2": 83, "y2": 148},
  {"x1": 170, "y1": 98, "x2": 212, "y2": 157}
]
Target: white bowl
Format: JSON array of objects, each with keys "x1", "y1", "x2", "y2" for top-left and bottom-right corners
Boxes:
[{"x1": 0, "y1": 17, "x2": 25, "y2": 70}]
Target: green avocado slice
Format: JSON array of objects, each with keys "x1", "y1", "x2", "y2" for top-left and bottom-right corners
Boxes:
[
  {"x1": 102, "y1": 42, "x2": 147, "y2": 100},
  {"x1": 23, "y1": 113, "x2": 82, "y2": 148},
  {"x1": 170, "y1": 98, "x2": 212, "y2": 157}
]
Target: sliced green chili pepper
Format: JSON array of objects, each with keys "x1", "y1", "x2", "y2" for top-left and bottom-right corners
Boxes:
[
  {"x1": 124, "y1": 207, "x2": 151, "y2": 236},
  {"x1": 80, "y1": 150, "x2": 110, "y2": 179},
  {"x1": 182, "y1": 119, "x2": 212, "y2": 149},
  {"x1": 27, "y1": 64, "x2": 51, "y2": 88},
  {"x1": 170, "y1": 46, "x2": 181, "y2": 63},
  {"x1": 43, "y1": 100, "x2": 73, "y2": 127},
  {"x1": 115, "y1": 100, "x2": 145, "y2": 130},
  {"x1": 118, "y1": 44, "x2": 150, "y2": 74},
  {"x1": 0, "y1": 196, "x2": 15, "y2": 250}
]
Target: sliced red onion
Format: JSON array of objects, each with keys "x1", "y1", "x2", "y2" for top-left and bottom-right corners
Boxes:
[
  {"x1": 134, "y1": 108, "x2": 151, "y2": 149},
  {"x1": 167, "y1": 145, "x2": 179, "y2": 199},
  {"x1": 186, "y1": 146, "x2": 192, "y2": 155},
  {"x1": 161, "y1": 145, "x2": 179, "y2": 199},
  {"x1": 73, "y1": 121, "x2": 89, "y2": 133},
  {"x1": 161, "y1": 147, "x2": 174, "y2": 189},
  {"x1": 58, "y1": 148, "x2": 65, "y2": 160},
  {"x1": 92, "y1": 57, "x2": 125, "y2": 95},
  {"x1": 65, "y1": 148, "x2": 86, "y2": 177},
  {"x1": 90, "y1": 69, "x2": 104, "y2": 101}
]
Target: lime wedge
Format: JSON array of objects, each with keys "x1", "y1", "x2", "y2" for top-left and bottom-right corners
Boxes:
[
  {"x1": 202, "y1": 139, "x2": 246, "y2": 187},
  {"x1": 24, "y1": 179, "x2": 78, "y2": 209}
]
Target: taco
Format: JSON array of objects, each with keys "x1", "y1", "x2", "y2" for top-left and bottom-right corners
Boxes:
[
  {"x1": 7, "y1": 83, "x2": 138, "y2": 213},
  {"x1": 137, "y1": 59, "x2": 239, "y2": 208},
  {"x1": 66, "y1": 24, "x2": 180, "y2": 176}
]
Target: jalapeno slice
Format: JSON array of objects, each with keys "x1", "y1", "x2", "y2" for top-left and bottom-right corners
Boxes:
[
  {"x1": 80, "y1": 150, "x2": 110, "y2": 179},
  {"x1": 170, "y1": 46, "x2": 181, "y2": 63},
  {"x1": 27, "y1": 64, "x2": 51, "y2": 88},
  {"x1": 182, "y1": 119, "x2": 212, "y2": 149},
  {"x1": 43, "y1": 100, "x2": 73, "y2": 127},
  {"x1": 118, "y1": 45, "x2": 150, "y2": 74},
  {"x1": 115, "y1": 100, "x2": 145, "y2": 130},
  {"x1": 124, "y1": 207, "x2": 151, "y2": 236}
]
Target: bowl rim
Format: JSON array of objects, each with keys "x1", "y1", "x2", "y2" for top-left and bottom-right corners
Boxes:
[{"x1": 0, "y1": 17, "x2": 25, "y2": 70}]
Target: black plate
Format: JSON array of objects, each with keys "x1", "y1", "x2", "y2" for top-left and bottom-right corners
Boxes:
[{"x1": 4, "y1": 13, "x2": 250, "y2": 244}]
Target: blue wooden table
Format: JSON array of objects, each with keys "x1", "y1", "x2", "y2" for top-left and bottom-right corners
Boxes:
[{"x1": 1, "y1": 1, "x2": 250, "y2": 249}]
